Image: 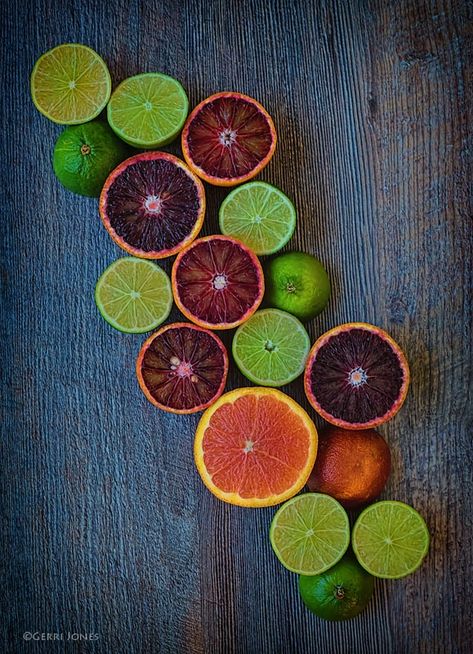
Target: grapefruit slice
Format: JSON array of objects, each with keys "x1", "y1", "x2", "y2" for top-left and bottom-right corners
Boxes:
[
  {"x1": 99, "y1": 152, "x2": 205, "y2": 259},
  {"x1": 172, "y1": 235, "x2": 265, "y2": 330},
  {"x1": 136, "y1": 322, "x2": 228, "y2": 414},
  {"x1": 304, "y1": 323, "x2": 410, "y2": 429},
  {"x1": 194, "y1": 387, "x2": 318, "y2": 507},
  {"x1": 181, "y1": 92, "x2": 277, "y2": 186}
]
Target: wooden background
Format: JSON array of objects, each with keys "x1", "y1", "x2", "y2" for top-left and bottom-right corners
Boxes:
[{"x1": 1, "y1": 0, "x2": 472, "y2": 652}]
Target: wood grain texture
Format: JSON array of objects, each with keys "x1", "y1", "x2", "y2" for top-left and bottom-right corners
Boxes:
[{"x1": 1, "y1": 0, "x2": 472, "y2": 652}]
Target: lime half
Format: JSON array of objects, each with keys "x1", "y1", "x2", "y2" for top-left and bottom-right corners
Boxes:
[
  {"x1": 232, "y1": 308, "x2": 310, "y2": 386},
  {"x1": 95, "y1": 257, "x2": 172, "y2": 333},
  {"x1": 107, "y1": 73, "x2": 188, "y2": 148},
  {"x1": 352, "y1": 500, "x2": 430, "y2": 579},
  {"x1": 31, "y1": 44, "x2": 111, "y2": 124},
  {"x1": 270, "y1": 493, "x2": 350, "y2": 575},
  {"x1": 219, "y1": 181, "x2": 296, "y2": 255}
]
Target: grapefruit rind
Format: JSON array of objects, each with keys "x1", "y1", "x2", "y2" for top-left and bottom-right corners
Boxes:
[
  {"x1": 304, "y1": 322, "x2": 410, "y2": 430},
  {"x1": 99, "y1": 152, "x2": 206, "y2": 260},
  {"x1": 269, "y1": 493, "x2": 350, "y2": 575},
  {"x1": 171, "y1": 235, "x2": 265, "y2": 330},
  {"x1": 136, "y1": 322, "x2": 229, "y2": 415},
  {"x1": 181, "y1": 92, "x2": 277, "y2": 187},
  {"x1": 193, "y1": 387, "x2": 318, "y2": 507}
]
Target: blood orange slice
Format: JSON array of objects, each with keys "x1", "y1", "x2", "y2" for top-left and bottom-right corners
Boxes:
[
  {"x1": 194, "y1": 387, "x2": 318, "y2": 507},
  {"x1": 172, "y1": 235, "x2": 264, "y2": 330},
  {"x1": 304, "y1": 323, "x2": 410, "y2": 430},
  {"x1": 99, "y1": 152, "x2": 205, "y2": 259},
  {"x1": 136, "y1": 322, "x2": 228, "y2": 414},
  {"x1": 181, "y1": 92, "x2": 277, "y2": 186}
]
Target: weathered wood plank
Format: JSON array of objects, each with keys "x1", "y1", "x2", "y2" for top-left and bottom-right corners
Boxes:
[{"x1": 1, "y1": 0, "x2": 471, "y2": 652}]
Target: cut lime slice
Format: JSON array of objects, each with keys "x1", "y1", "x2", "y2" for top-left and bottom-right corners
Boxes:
[
  {"x1": 107, "y1": 73, "x2": 189, "y2": 148},
  {"x1": 352, "y1": 500, "x2": 430, "y2": 579},
  {"x1": 95, "y1": 257, "x2": 172, "y2": 333},
  {"x1": 30, "y1": 44, "x2": 111, "y2": 124},
  {"x1": 269, "y1": 493, "x2": 350, "y2": 575},
  {"x1": 232, "y1": 308, "x2": 310, "y2": 386},
  {"x1": 219, "y1": 181, "x2": 296, "y2": 255}
]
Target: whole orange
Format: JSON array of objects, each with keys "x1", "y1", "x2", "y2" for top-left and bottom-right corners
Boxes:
[{"x1": 307, "y1": 426, "x2": 391, "y2": 508}]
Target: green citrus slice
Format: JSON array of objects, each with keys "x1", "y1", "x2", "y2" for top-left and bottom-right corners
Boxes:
[
  {"x1": 95, "y1": 257, "x2": 172, "y2": 333},
  {"x1": 219, "y1": 181, "x2": 296, "y2": 255},
  {"x1": 107, "y1": 73, "x2": 189, "y2": 148},
  {"x1": 232, "y1": 308, "x2": 310, "y2": 386},
  {"x1": 352, "y1": 500, "x2": 430, "y2": 579},
  {"x1": 30, "y1": 44, "x2": 111, "y2": 124},
  {"x1": 269, "y1": 493, "x2": 350, "y2": 575}
]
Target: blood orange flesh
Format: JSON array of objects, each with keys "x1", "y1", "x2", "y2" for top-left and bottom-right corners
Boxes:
[
  {"x1": 99, "y1": 152, "x2": 205, "y2": 259},
  {"x1": 181, "y1": 92, "x2": 277, "y2": 186},
  {"x1": 172, "y1": 235, "x2": 265, "y2": 329},
  {"x1": 304, "y1": 323, "x2": 409, "y2": 429},
  {"x1": 194, "y1": 387, "x2": 318, "y2": 507},
  {"x1": 136, "y1": 322, "x2": 228, "y2": 414}
]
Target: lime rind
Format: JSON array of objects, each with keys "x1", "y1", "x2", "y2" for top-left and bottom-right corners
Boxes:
[
  {"x1": 219, "y1": 181, "x2": 296, "y2": 255},
  {"x1": 352, "y1": 500, "x2": 430, "y2": 579},
  {"x1": 269, "y1": 493, "x2": 350, "y2": 575},
  {"x1": 95, "y1": 257, "x2": 172, "y2": 333},
  {"x1": 232, "y1": 308, "x2": 310, "y2": 386},
  {"x1": 107, "y1": 72, "x2": 189, "y2": 148},
  {"x1": 30, "y1": 43, "x2": 111, "y2": 125}
]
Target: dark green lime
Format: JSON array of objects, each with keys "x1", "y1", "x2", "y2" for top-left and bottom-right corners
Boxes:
[
  {"x1": 264, "y1": 252, "x2": 330, "y2": 321},
  {"x1": 53, "y1": 120, "x2": 130, "y2": 196},
  {"x1": 298, "y1": 554, "x2": 374, "y2": 621}
]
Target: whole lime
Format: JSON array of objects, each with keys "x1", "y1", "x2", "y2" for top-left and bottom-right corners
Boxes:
[
  {"x1": 264, "y1": 252, "x2": 330, "y2": 321},
  {"x1": 53, "y1": 121, "x2": 130, "y2": 197},
  {"x1": 298, "y1": 554, "x2": 374, "y2": 621}
]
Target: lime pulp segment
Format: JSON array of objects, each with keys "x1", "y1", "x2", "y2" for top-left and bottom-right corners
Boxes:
[
  {"x1": 219, "y1": 181, "x2": 296, "y2": 255},
  {"x1": 107, "y1": 73, "x2": 189, "y2": 148},
  {"x1": 232, "y1": 308, "x2": 310, "y2": 386},
  {"x1": 352, "y1": 500, "x2": 430, "y2": 579},
  {"x1": 30, "y1": 43, "x2": 111, "y2": 124},
  {"x1": 270, "y1": 493, "x2": 350, "y2": 575},
  {"x1": 95, "y1": 257, "x2": 172, "y2": 333}
]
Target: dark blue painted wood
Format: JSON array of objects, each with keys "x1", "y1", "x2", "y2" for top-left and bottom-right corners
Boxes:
[{"x1": 1, "y1": 0, "x2": 472, "y2": 652}]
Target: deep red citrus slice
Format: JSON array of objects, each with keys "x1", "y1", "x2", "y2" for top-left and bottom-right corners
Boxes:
[
  {"x1": 172, "y1": 235, "x2": 265, "y2": 330},
  {"x1": 181, "y1": 92, "x2": 277, "y2": 186},
  {"x1": 99, "y1": 152, "x2": 205, "y2": 259},
  {"x1": 194, "y1": 387, "x2": 318, "y2": 507},
  {"x1": 304, "y1": 323, "x2": 410, "y2": 429},
  {"x1": 136, "y1": 322, "x2": 228, "y2": 414}
]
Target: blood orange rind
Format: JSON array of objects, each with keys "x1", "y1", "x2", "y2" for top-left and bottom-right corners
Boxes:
[
  {"x1": 171, "y1": 235, "x2": 265, "y2": 330},
  {"x1": 194, "y1": 387, "x2": 318, "y2": 508},
  {"x1": 136, "y1": 322, "x2": 228, "y2": 414},
  {"x1": 99, "y1": 151, "x2": 205, "y2": 260},
  {"x1": 181, "y1": 91, "x2": 277, "y2": 187},
  {"x1": 304, "y1": 322, "x2": 410, "y2": 430}
]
